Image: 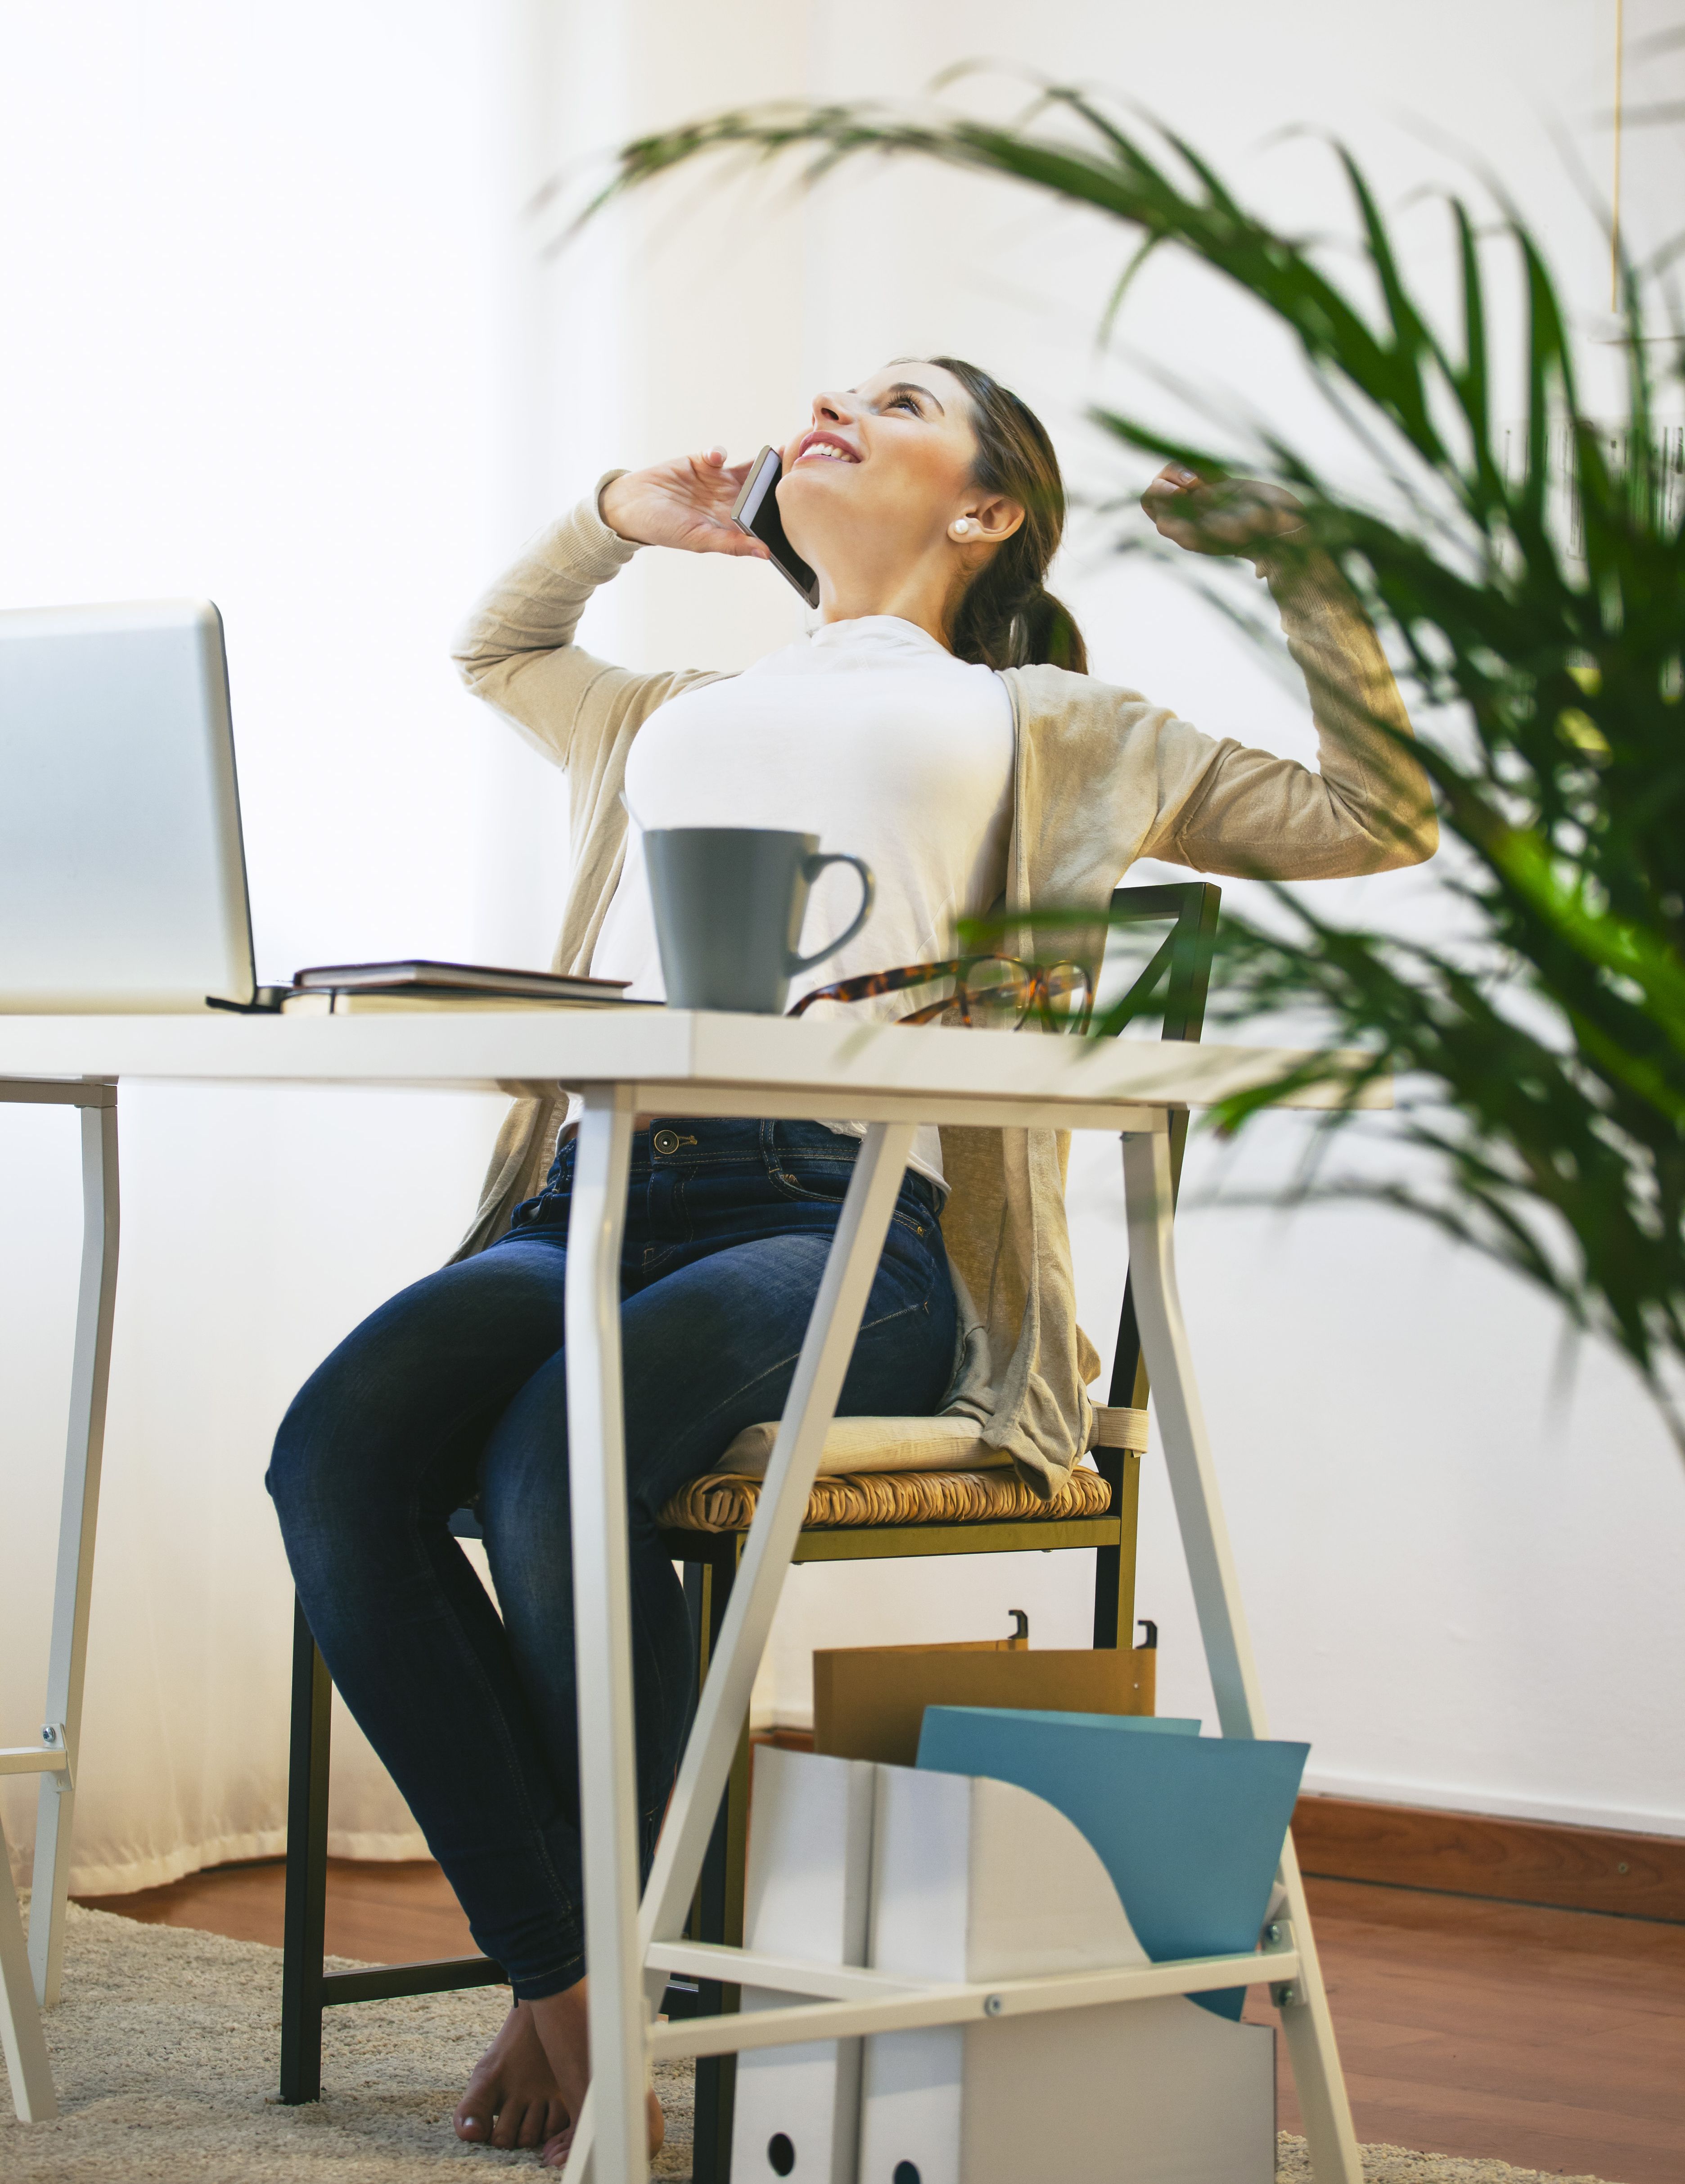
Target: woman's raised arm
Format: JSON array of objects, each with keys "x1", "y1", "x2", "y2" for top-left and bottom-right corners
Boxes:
[
  {"x1": 451, "y1": 450, "x2": 767, "y2": 772},
  {"x1": 1136, "y1": 466, "x2": 1438, "y2": 879}
]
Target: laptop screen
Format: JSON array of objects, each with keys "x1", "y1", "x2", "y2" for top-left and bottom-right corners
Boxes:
[{"x1": 0, "y1": 600, "x2": 256, "y2": 1012}]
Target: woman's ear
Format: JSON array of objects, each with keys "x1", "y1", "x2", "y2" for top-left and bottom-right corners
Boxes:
[{"x1": 966, "y1": 494, "x2": 1024, "y2": 545}]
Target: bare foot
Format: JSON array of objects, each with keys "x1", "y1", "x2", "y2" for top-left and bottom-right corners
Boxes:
[
  {"x1": 524, "y1": 1978, "x2": 664, "y2": 2171},
  {"x1": 540, "y1": 2090, "x2": 664, "y2": 2171},
  {"x1": 453, "y1": 2000, "x2": 571, "y2": 2151}
]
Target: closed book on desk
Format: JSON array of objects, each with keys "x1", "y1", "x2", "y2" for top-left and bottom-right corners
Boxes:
[
  {"x1": 730, "y1": 1746, "x2": 874, "y2": 2184},
  {"x1": 290, "y1": 957, "x2": 631, "y2": 1000}
]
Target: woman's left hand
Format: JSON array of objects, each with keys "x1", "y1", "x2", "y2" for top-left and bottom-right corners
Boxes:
[{"x1": 1140, "y1": 463, "x2": 1306, "y2": 557}]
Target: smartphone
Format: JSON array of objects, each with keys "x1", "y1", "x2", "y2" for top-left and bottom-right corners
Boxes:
[{"x1": 731, "y1": 445, "x2": 820, "y2": 606}]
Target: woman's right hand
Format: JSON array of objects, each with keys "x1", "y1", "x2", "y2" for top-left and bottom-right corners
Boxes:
[{"x1": 598, "y1": 449, "x2": 772, "y2": 560}]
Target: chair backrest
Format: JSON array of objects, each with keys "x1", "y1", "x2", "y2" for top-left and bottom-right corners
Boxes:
[{"x1": 1090, "y1": 880, "x2": 1221, "y2": 1412}]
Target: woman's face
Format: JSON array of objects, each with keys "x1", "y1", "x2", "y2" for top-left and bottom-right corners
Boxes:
[{"x1": 775, "y1": 361, "x2": 988, "y2": 574}]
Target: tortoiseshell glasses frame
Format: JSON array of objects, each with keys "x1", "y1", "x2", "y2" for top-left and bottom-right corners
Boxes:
[{"x1": 787, "y1": 954, "x2": 1094, "y2": 1032}]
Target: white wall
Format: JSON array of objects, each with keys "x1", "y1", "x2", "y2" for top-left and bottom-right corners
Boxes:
[{"x1": 0, "y1": 0, "x2": 1679, "y2": 1895}]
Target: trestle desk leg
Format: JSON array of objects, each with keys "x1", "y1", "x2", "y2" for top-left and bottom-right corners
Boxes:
[
  {"x1": 1120, "y1": 1124, "x2": 1361, "y2": 2184},
  {"x1": 562, "y1": 1115, "x2": 915, "y2": 2184},
  {"x1": 562, "y1": 1089, "x2": 643, "y2": 2184},
  {"x1": 638, "y1": 1121, "x2": 915, "y2": 1955},
  {"x1": 29, "y1": 1092, "x2": 119, "y2": 2011},
  {"x1": 280, "y1": 1601, "x2": 333, "y2": 2103},
  {"x1": 0, "y1": 1808, "x2": 56, "y2": 2120}
]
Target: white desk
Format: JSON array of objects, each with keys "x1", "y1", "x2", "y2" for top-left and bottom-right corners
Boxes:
[{"x1": 0, "y1": 1011, "x2": 1375, "y2": 2182}]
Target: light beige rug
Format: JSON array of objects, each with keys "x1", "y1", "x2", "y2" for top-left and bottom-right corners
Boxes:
[
  {"x1": 1, "y1": 1901, "x2": 690, "y2": 2179},
  {"x1": 0, "y1": 1901, "x2": 1617, "y2": 2183}
]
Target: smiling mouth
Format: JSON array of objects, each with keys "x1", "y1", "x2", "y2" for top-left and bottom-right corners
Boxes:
[{"x1": 795, "y1": 434, "x2": 860, "y2": 465}]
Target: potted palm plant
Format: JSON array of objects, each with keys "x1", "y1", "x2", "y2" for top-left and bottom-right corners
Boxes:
[{"x1": 585, "y1": 86, "x2": 1685, "y2": 1447}]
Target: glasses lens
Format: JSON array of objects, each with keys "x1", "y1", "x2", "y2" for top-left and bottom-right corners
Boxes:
[
  {"x1": 961, "y1": 956, "x2": 1033, "y2": 1027},
  {"x1": 1041, "y1": 961, "x2": 1093, "y2": 1028}
]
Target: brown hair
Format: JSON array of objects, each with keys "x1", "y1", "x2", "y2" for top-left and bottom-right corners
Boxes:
[{"x1": 924, "y1": 355, "x2": 1088, "y2": 675}]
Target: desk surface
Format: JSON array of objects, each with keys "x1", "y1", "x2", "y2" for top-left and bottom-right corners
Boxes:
[{"x1": 0, "y1": 1008, "x2": 1382, "y2": 1128}]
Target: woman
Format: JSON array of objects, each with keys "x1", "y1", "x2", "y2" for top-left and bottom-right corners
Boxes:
[{"x1": 268, "y1": 357, "x2": 1435, "y2": 2166}]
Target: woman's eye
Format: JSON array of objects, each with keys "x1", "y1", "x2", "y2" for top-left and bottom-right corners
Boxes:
[{"x1": 889, "y1": 394, "x2": 919, "y2": 413}]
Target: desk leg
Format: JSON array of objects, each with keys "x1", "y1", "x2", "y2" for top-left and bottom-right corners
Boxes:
[
  {"x1": 561, "y1": 1116, "x2": 916, "y2": 2184},
  {"x1": 563, "y1": 1088, "x2": 644, "y2": 2184},
  {"x1": 1121, "y1": 1125, "x2": 1361, "y2": 2184},
  {"x1": 641, "y1": 1118, "x2": 914, "y2": 1949},
  {"x1": 0, "y1": 1808, "x2": 56, "y2": 2120},
  {"x1": 30, "y1": 1092, "x2": 120, "y2": 2011}
]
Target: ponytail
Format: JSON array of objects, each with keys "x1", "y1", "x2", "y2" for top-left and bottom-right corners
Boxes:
[
  {"x1": 922, "y1": 355, "x2": 1089, "y2": 675},
  {"x1": 951, "y1": 567, "x2": 1087, "y2": 675}
]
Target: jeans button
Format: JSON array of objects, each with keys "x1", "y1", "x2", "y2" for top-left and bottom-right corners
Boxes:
[{"x1": 652, "y1": 1128, "x2": 680, "y2": 1156}]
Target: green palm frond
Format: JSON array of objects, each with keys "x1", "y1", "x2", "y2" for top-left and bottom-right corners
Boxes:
[{"x1": 590, "y1": 85, "x2": 1685, "y2": 1442}]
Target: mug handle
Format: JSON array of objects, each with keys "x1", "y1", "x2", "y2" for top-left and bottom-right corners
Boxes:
[{"x1": 787, "y1": 853, "x2": 875, "y2": 975}]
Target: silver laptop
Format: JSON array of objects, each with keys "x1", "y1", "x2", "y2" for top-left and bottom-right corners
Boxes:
[{"x1": 0, "y1": 600, "x2": 257, "y2": 1011}]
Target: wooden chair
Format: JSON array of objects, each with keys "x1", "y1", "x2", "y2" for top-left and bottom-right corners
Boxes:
[{"x1": 276, "y1": 880, "x2": 1220, "y2": 2157}]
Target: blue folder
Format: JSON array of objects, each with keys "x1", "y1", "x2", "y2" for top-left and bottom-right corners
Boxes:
[{"x1": 916, "y1": 1707, "x2": 1307, "y2": 2019}]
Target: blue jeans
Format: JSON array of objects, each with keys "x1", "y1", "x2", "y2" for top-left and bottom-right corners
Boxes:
[{"x1": 266, "y1": 1119, "x2": 956, "y2": 1999}]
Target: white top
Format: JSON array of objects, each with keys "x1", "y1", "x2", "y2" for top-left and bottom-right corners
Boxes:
[{"x1": 590, "y1": 614, "x2": 1015, "y2": 1189}]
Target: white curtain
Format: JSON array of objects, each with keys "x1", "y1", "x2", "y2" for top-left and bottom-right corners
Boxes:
[{"x1": 0, "y1": 0, "x2": 576, "y2": 1888}]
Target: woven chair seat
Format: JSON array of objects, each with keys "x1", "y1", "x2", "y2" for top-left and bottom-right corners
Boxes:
[{"x1": 658, "y1": 1461, "x2": 1113, "y2": 1535}]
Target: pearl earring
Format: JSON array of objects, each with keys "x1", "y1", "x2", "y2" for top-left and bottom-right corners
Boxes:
[{"x1": 951, "y1": 517, "x2": 974, "y2": 537}]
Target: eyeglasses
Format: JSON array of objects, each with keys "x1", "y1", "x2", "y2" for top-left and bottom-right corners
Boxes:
[{"x1": 788, "y1": 955, "x2": 1094, "y2": 1031}]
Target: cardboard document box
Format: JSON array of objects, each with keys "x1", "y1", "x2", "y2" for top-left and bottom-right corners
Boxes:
[{"x1": 812, "y1": 1642, "x2": 1157, "y2": 1766}]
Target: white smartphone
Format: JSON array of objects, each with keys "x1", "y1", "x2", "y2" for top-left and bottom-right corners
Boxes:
[{"x1": 731, "y1": 445, "x2": 820, "y2": 606}]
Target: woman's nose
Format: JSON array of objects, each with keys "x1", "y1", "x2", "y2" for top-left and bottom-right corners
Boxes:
[{"x1": 811, "y1": 388, "x2": 854, "y2": 425}]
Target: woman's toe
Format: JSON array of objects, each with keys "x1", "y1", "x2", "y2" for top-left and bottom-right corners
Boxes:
[
  {"x1": 454, "y1": 2104, "x2": 491, "y2": 2143},
  {"x1": 514, "y1": 2098, "x2": 555, "y2": 2151},
  {"x1": 490, "y1": 2098, "x2": 532, "y2": 2150}
]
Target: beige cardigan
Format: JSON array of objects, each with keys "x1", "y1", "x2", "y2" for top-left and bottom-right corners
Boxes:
[{"x1": 450, "y1": 485, "x2": 1436, "y2": 1492}]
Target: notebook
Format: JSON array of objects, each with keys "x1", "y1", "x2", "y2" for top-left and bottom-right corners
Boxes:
[{"x1": 290, "y1": 959, "x2": 632, "y2": 1001}]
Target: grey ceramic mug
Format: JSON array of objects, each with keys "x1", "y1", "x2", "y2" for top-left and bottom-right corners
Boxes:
[{"x1": 643, "y1": 826, "x2": 875, "y2": 1014}]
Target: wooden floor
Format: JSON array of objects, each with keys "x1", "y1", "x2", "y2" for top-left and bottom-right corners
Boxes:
[
  {"x1": 1242, "y1": 1881, "x2": 1685, "y2": 2183},
  {"x1": 78, "y1": 1862, "x2": 1685, "y2": 2184},
  {"x1": 82, "y1": 1856, "x2": 479, "y2": 1968}
]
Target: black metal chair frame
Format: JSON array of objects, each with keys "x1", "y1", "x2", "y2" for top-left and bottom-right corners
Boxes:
[{"x1": 277, "y1": 880, "x2": 1221, "y2": 2172}]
